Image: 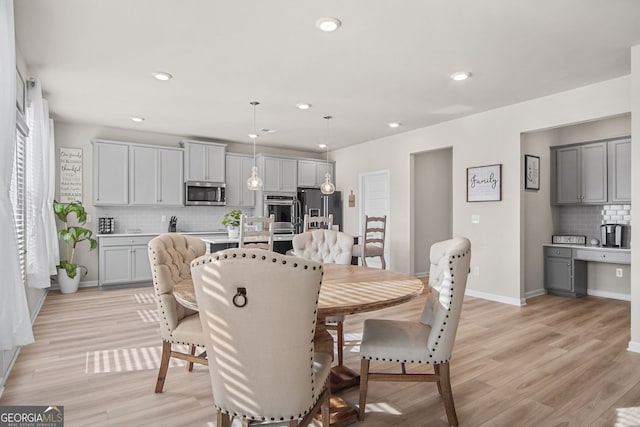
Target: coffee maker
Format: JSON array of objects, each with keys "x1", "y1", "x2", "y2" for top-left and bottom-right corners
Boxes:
[{"x1": 601, "y1": 224, "x2": 622, "y2": 248}]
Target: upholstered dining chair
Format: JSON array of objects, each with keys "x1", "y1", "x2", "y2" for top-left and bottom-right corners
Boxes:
[
  {"x1": 148, "y1": 233, "x2": 208, "y2": 393},
  {"x1": 303, "y1": 213, "x2": 334, "y2": 232},
  {"x1": 190, "y1": 248, "x2": 331, "y2": 427},
  {"x1": 292, "y1": 229, "x2": 353, "y2": 367},
  {"x1": 238, "y1": 214, "x2": 274, "y2": 251},
  {"x1": 352, "y1": 215, "x2": 387, "y2": 269},
  {"x1": 358, "y1": 236, "x2": 471, "y2": 426}
]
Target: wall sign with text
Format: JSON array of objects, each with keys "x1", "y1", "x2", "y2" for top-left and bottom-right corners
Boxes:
[
  {"x1": 59, "y1": 147, "x2": 83, "y2": 203},
  {"x1": 467, "y1": 164, "x2": 502, "y2": 202}
]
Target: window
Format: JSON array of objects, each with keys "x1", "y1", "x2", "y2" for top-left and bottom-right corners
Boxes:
[{"x1": 11, "y1": 111, "x2": 28, "y2": 284}]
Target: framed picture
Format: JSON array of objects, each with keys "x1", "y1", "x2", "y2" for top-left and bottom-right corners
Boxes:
[
  {"x1": 524, "y1": 154, "x2": 540, "y2": 190},
  {"x1": 467, "y1": 164, "x2": 502, "y2": 202},
  {"x1": 16, "y1": 67, "x2": 25, "y2": 114}
]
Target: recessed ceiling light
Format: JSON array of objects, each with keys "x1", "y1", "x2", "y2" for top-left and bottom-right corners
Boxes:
[
  {"x1": 260, "y1": 128, "x2": 276, "y2": 133},
  {"x1": 296, "y1": 103, "x2": 312, "y2": 110},
  {"x1": 316, "y1": 17, "x2": 341, "y2": 32},
  {"x1": 152, "y1": 71, "x2": 173, "y2": 81},
  {"x1": 388, "y1": 122, "x2": 401, "y2": 128},
  {"x1": 130, "y1": 116, "x2": 145, "y2": 123},
  {"x1": 318, "y1": 143, "x2": 327, "y2": 149},
  {"x1": 450, "y1": 71, "x2": 471, "y2": 81},
  {"x1": 248, "y1": 133, "x2": 259, "y2": 139}
]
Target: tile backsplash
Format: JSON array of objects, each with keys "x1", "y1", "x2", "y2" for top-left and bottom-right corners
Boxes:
[
  {"x1": 556, "y1": 204, "x2": 631, "y2": 247},
  {"x1": 95, "y1": 206, "x2": 254, "y2": 234}
]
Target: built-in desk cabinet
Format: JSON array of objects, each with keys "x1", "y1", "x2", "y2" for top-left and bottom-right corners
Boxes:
[
  {"x1": 298, "y1": 159, "x2": 335, "y2": 188},
  {"x1": 225, "y1": 154, "x2": 255, "y2": 207},
  {"x1": 552, "y1": 142, "x2": 608, "y2": 205},
  {"x1": 98, "y1": 235, "x2": 153, "y2": 287},
  {"x1": 608, "y1": 138, "x2": 631, "y2": 203},
  {"x1": 182, "y1": 140, "x2": 226, "y2": 183}
]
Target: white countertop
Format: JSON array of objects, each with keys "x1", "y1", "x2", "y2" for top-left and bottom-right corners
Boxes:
[
  {"x1": 97, "y1": 231, "x2": 227, "y2": 238},
  {"x1": 544, "y1": 243, "x2": 631, "y2": 253}
]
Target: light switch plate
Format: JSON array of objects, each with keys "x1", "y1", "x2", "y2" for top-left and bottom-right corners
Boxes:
[{"x1": 471, "y1": 215, "x2": 480, "y2": 224}]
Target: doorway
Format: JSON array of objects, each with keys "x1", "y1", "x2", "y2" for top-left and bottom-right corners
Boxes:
[{"x1": 412, "y1": 148, "x2": 453, "y2": 276}]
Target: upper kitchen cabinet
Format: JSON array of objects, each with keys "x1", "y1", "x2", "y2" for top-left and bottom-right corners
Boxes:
[
  {"x1": 259, "y1": 155, "x2": 297, "y2": 192},
  {"x1": 608, "y1": 137, "x2": 631, "y2": 203},
  {"x1": 130, "y1": 145, "x2": 183, "y2": 205},
  {"x1": 93, "y1": 140, "x2": 129, "y2": 205},
  {"x1": 298, "y1": 159, "x2": 335, "y2": 188},
  {"x1": 551, "y1": 141, "x2": 607, "y2": 205},
  {"x1": 225, "y1": 154, "x2": 255, "y2": 207},
  {"x1": 181, "y1": 140, "x2": 226, "y2": 182}
]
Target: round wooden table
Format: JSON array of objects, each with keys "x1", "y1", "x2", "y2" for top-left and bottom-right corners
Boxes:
[{"x1": 173, "y1": 263, "x2": 424, "y2": 427}]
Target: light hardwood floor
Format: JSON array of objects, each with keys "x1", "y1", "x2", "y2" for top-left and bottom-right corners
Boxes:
[{"x1": 2, "y1": 283, "x2": 640, "y2": 426}]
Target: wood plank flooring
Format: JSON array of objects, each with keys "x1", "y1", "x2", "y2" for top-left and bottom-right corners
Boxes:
[{"x1": 2, "y1": 282, "x2": 639, "y2": 426}]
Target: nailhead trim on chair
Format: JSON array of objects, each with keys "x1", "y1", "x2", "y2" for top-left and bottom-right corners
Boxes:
[
  {"x1": 198, "y1": 249, "x2": 327, "y2": 422},
  {"x1": 361, "y1": 248, "x2": 470, "y2": 365}
]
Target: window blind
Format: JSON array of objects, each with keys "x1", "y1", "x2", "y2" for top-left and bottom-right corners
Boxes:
[{"x1": 11, "y1": 112, "x2": 28, "y2": 285}]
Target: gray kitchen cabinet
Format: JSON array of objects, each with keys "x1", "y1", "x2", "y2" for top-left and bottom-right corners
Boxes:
[
  {"x1": 298, "y1": 159, "x2": 335, "y2": 188},
  {"x1": 157, "y1": 148, "x2": 184, "y2": 205},
  {"x1": 225, "y1": 154, "x2": 255, "y2": 207},
  {"x1": 98, "y1": 235, "x2": 153, "y2": 287},
  {"x1": 182, "y1": 140, "x2": 226, "y2": 182},
  {"x1": 260, "y1": 156, "x2": 298, "y2": 192},
  {"x1": 552, "y1": 141, "x2": 607, "y2": 205},
  {"x1": 93, "y1": 140, "x2": 129, "y2": 205},
  {"x1": 129, "y1": 145, "x2": 184, "y2": 205},
  {"x1": 608, "y1": 138, "x2": 631, "y2": 203},
  {"x1": 543, "y1": 246, "x2": 586, "y2": 297}
]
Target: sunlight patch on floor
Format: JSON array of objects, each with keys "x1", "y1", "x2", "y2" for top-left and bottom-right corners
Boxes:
[
  {"x1": 615, "y1": 407, "x2": 640, "y2": 426},
  {"x1": 137, "y1": 309, "x2": 160, "y2": 323},
  {"x1": 85, "y1": 345, "x2": 189, "y2": 373},
  {"x1": 131, "y1": 293, "x2": 155, "y2": 304},
  {"x1": 365, "y1": 401, "x2": 403, "y2": 416}
]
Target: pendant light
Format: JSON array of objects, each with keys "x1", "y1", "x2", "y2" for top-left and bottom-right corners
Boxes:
[
  {"x1": 246, "y1": 101, "x2": 263, "y2": 190},
  {"x1": 320, "y1": 115, "x2": 336, "y2": 195}
]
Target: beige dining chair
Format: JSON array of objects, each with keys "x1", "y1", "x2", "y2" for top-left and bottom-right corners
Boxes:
[
  {"x1": 239, "y1": 214, "x2": 274, "y2": 251},
  {"x1": 148, "y1": 233, "x2": 208, "y2": 393},
  {"x1": 352, "y1": 215, "x2": 387, "y2": 269},
  {"x1": 190, "y1": 248, "x2": 331, "y2": 427},
  {"x1": 292, "y1": 229, "x2": 353, "y2": 367},
  {"x1": 303, "y1": 213, "x2": 334, "y2": 232},
  {"x1": 358, "y1": 236, "x2": 471, "y2": 426}
]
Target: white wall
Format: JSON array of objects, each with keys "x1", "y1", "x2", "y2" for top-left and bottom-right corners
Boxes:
[
  {"x1": 334, "y1": 76, "x2": 631, "y2": 305},
  {"x1": 630, "y1": 45, "x2": 640, "y2": 350}
]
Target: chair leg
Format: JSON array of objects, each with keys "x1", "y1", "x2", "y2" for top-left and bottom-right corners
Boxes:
[
  {"x1": 358, "y1": 359, "x2": 370, "y2": 421},
  {"x1": 155, "y1": 341, "x2": 171, "y2": 393},
  {"x1": 361, "y1": 255, "x2": 368, "y2": 267},
  {"x1": 216, "y1": 409, "x2": 231, "y2": 427},
  {"x1": 321, "y1": 389, "x2": 330, "y2": 426},
  {"x1": 380, "y1": 255, "x2": 386, "y2": 270},
  {"x1": 438, "y1": 362, "x2": 458, "y2": 427},
  {"x1": 187, "y1": 344, "x2": 195, "y2": 372},
  {"x1": 337, "y1": 321, "x2": 344, "y2": 367},
  {"x1": 434, "y1": 364, "x2": 443, "y2": 396}
]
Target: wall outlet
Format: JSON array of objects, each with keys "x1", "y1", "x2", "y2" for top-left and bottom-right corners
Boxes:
[
  {"x1": 471, "y1": 214, "x2": 480, "y2": 224},
  {"x1": 616, "y1": 268, "x2": 623, "y2": 278},
  {"x1": 86, "y1": 214, "x2": 92, "y2": 223},
  {"x1": 161, "y1": 215, "x2": 167, "y2": 222},
  {"x1": 473, "y1": 266, "x2": 480, "y2": 276}
]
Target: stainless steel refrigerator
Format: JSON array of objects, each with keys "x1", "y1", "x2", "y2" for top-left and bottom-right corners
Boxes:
[{"x1": 296, "y1": 188, "x2": 342, "y2": 233}]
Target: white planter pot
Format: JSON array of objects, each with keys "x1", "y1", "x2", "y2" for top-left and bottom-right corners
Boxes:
[
  {"x1": 57, "y1": 267, "x2": 82, "y2": 294},
  {"x1": 228, "y1": 227, "x2": 239, "y2": 239}
]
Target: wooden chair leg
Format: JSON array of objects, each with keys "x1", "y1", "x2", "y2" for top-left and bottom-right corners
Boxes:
[
  {"x1": 216, "y1": 409, "x2": 231, "y2": 427},
  {"x1": 337, "y1": 321, "x2": 344, "y2": 367},
  {"x1": 434, "y1": 363, "x2": 443, "y2": 396},
  {"x1": 187, "y1": 344, "x2": 195, "y2": 372},
  {"x1": 438, "y1": 362, "x2": 458, "y2": 427},
  {"x1": 380, "y1": 255, "x2": 386, "y2": 270},
  {"x1": 155, "y1": 341, "x2": 171, "y2": 393},
  {"x1": 321, "y1": 389, "x2": 330, "y2": 426},
  {"x1": 288, "y1": 421, "x2": 297, "y2": 427},
  {"x1": 359, "y1": 359, "x2": 370, "y2": 421}
]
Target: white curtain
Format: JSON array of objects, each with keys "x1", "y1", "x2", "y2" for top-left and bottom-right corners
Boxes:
[
  {"x1": 26, "y1": 80, "x2": 59, "y2": 287},
  {"x1": 0, "y1": 0, "x2": 34, "y2": 349},
  {"x1": 46, "y1": 118, "x2": 60, "y2": 273}
]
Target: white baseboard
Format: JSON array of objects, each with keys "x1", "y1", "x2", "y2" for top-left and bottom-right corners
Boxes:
[
  {"x1": 49, "y1": 279, "x2": 98, "y2": 291},
  {"x1": 415, "y1": 271, "x2": 429, "y2": 278},
  {"x1": 587, "y1": 289, "x2": 631, "y2": 301},
  {"x1": 464, "y1": 289, "x2": 526, "y2": 306},
  {"x1": 627, "y1": 341, "x2": 640, "y2": 353},
  {"x1": 525, "y1": 288, "x2": 546, "y2": 299}
]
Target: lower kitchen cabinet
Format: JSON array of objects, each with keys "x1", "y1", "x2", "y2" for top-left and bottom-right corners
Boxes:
[
  {"x1": 543, "y1": 246, "x2": 586, "y2": 297},
  {"x1": 99, "y1": 235, "x2": 153, "y2": 287}
]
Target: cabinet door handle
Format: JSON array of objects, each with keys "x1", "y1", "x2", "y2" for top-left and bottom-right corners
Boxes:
[{"x1": 567, "y1": 263, "x2": 571, "y2": 267}]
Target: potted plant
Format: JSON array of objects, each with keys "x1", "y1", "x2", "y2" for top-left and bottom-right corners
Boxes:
[
  {"x1": 53, "y1": 200, "x2": 97, "y2": 293},
  {"x1": 222, "y1": 209, "x2": 242, "y2": 238}
]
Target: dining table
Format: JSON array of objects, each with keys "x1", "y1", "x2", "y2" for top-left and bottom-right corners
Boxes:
[{"x1": 173, "y1": 262, "x2": 424, "y2": 427}]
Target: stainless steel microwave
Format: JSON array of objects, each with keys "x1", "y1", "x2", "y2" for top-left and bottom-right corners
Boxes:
[{"x1": 185, "y1": 181, "x2": 226, "y2": 206}]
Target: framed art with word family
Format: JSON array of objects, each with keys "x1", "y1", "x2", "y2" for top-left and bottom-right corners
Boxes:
[{"x1": 467, "y1": 164, "x2": 502, "y2": 202}]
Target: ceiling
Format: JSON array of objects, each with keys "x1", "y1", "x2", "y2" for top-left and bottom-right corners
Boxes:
[{"x1": 14, "y1": 0, "x2": 640, "y2": 153}]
